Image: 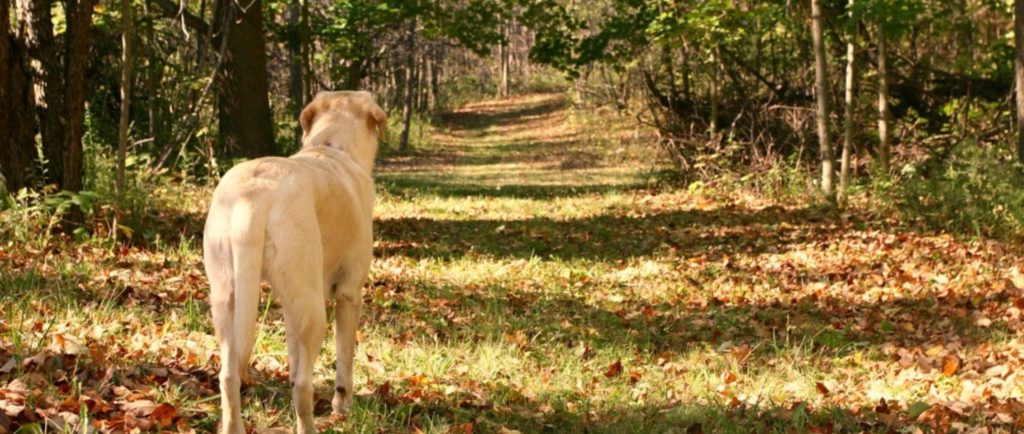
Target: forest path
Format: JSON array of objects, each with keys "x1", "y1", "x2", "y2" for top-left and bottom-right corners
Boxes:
[
  {"x1": 376, "y1": 93, "x2": 652, "y2": 201},
  {"x1": 3, "y1": 96, "x2": 1022, "y2": 433},
  {"x1": 358, "y1": 94, "x2": 1024, "y2": 431}
]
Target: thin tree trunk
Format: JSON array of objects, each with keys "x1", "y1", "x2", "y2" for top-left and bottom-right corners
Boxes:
[
  {"x1": 840, "y1": 0, "x2": 857, "y2": 204},
  {"x1": 811, "y1": 0, "x2": 834, "y2": 197},
  {"x1": 425, "y1": 44, "x2": 434, "y2": 110},
  {"x1": 709, "y1": 47, "x2": 719, "y2": 136},
  {"x1": 1016, "y1": 0, "x2": 1024, "y2": 162},
  {"x1": 287, "y1": 0, "x2": 304, "y2": 144},
  {"x1": 301, "y1": 0, "x2": 311, "y2": 101},
  {"x1": 116, "y1": 0, "x2": 133, "y2": 199},
  {"x1": 680, "y1": 43, "x2": 691, "y2": 101},
  {"x1": 878, "y1": 24, "x2": 891, "y2": 175},
  {"x1": 500, "y1": 19, "x2": 509, "y2": 98},
  {"x1": 430, "y1": 45, "x2": 441, "y2": 108},
  {"x1": 398, "y1": 19, "x2": 416, "y2": 151}
]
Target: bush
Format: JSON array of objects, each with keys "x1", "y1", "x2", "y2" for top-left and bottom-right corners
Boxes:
[{"x1": 890, "y1": 142, "x2": 1024, "y2": 239}]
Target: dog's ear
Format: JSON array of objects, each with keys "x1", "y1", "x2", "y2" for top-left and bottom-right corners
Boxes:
[
  {"x1": 368, "y1": 105, "x2": 387, "y2": 143},
  {"x1": 300, "y1": 100, "x2": 319, "y2": 135}
]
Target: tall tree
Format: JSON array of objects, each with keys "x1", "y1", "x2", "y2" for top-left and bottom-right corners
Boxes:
[
  {"x1": 287, "y1": 0, "x2": 308, "y2": 144},
  {"x1": 212, "y1": 0, "x2": 276, "y2": 158},
  {"x1": 11, "y1": 0, "x2": 95, "y2": 192},
  {"x1": 1016, "y1": 0, "x2": 1024, "y2": 163},
  {"x1": 61, "y1": 0, "x2": 96, "y2": 193},
  {"x1": 117, "y1": 0, "x2": 134, "y2": 199},
  {"x1": 17, "y1": 0, "x2": 62, "y2": 186},
  {"x1": 0, "y1": 0, "x2": 38, "y2": 192},
  {"x1": 500, "y1": 19, "x2": 510, "y2": 98},
  {"x1": 811, "y1": 0, "x2": 834, "y2": 197},
  {"x1": 709, "y1": 46, "x2": 719, "y2": 136},
  {"x1": 877, "y1": 23, "x2": 890, "y2": 174},
  {"x1": 840, "y1": 0, "x2": 858, "y2": 204},
  {"x1": 399, "y1": 18, "x2": 417, "y2": 151}
]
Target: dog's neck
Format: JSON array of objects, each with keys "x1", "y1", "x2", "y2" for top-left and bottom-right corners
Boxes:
[{"x1": 302, "y1": 123, "x2": 376, "y2": 172}]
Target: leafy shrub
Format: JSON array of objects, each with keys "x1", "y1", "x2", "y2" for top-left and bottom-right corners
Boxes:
[
  {"x1": 521, "y1": 68, "x2": 568, "y2": 94},
  {"x1": 890, "y1": 143, "x2": 1024, "y2": 239}
]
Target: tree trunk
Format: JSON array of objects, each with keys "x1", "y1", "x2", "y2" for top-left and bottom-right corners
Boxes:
[
  {"x1": 680, "y1": 43, "x2": 691, "y2": 101},
  {"x1": 840, "y1": 0, "x2": 857, "y2": 204},
  {"x1": 1016, "y1": 0, "x2": 1024, "y2": 162},
  {"x1": 287, "y1": 0, "x2": 304, "y2": 144},
  {"x1": 300, "y1": 0, "x2": 311, "y2": 101},
  {"x1": 213, "y1": 0, "x2": 276, "y2": 159},
  {"x1": 116, "y1": 0, "x2": 133, "y2": 199},
  {"x1": 61, "y1": 0, "x2": 96, "y2": 193},
  {"x1": 811, "y1": 0, "x2": 834, "y2": 197},
  {"x1": 709, "y1": 47, "x2": 719, "y2": 136},
  {"x1": 500, "y1": 19, "x2": 510, "y2": 98},
  {"x1": 399, "y1": 19, "x2": 416, "y2": 152},
  {"x1": 430, "y1": 45, "x2": 441, "y2": 108},
  {"x1": 17, "y1": 0, "x2": 64, "y2": 186},
  {"x1": 0, "y1": 0, "x2": 38, "y2": 192},
  {"x1": 877, "y1": 24, "x2": 891, "y2": 175},
  {"x1": 343, "y1": 56, "x2": 366, "y2": 90}
]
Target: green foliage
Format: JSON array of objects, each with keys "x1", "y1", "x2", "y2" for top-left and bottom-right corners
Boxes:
[
  {"x1": 521, "y1": 67, "x2": 569, "y2": 94},
  {"x1": 302, "y1": 0, "x2": 505, "y2": 87},
  {"x1": 849, "y1": 0, "x2": 925, "y2": 35},
  {"x1": 889, "y1": 144, "x2": 1024, "y2": 239},
  {"x1": 437, "y1": 74, "x2": 498, "y2": 109}
]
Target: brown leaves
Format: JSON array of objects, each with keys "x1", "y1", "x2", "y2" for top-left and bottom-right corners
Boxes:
[
  {"x1": 814, "y1": 382, "x2": 829, "y2": 396},
  {"x1": 150, "y1": 403, "x2": 177, "y2": 428},
  {"x1": 603, "y1": 360, "x2": 623, "y2": 378},
  {"x1": 942, "y1": 354, "x2": 960, "y2": 377}
]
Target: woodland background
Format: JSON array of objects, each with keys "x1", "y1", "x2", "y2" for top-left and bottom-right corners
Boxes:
[{"x1": 4, "y1": 0, "x2": 1024, "y2": 432}]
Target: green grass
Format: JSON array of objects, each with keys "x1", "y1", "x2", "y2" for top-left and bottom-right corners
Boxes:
[{"x1": 2, "y1": 94, "x2": 1024, "y2": 433}]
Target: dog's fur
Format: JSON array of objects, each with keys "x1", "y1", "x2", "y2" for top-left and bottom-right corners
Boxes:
[{"x1": 203, "y1": 91, "x2": 385, "y2": 434}]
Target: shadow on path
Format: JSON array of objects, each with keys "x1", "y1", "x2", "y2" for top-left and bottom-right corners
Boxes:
[
  {"x1": 375, "y1": 205, "x2": 832, "y2": 262},
  {"x1": 435, "y1": 96, "x2": 568, "y2": 133}
]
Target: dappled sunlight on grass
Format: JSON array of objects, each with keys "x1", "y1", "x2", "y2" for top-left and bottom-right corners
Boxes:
[{"x1": 3, "y1": 94, "x2": 1024, "y2": 432}]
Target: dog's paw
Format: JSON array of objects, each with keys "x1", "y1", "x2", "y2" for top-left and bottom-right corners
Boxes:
[
  {"x1": 239, "y1": 365, "x2": 254, "y2": 386},
  {"x1": 332, "y1": 386, "x2": 353, "y2": 414}
]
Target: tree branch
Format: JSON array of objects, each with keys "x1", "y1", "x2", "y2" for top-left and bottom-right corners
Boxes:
[{"x1": 148, "y1": 0, "x2": 209, "y2": 34}]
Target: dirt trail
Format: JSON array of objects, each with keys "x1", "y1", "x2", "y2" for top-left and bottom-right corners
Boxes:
[{"x1": 378, "y1": 94, "x2": 654, "y2": 195}]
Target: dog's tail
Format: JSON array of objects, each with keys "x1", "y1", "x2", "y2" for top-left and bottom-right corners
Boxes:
[{"x1": 227, "y1": 200, "x2": 266, "y2": 381}]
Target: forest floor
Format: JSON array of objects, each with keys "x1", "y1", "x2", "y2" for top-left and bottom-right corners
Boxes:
[{"x1": 3, "y1": 94, "x2": 1024, "y2": 433}]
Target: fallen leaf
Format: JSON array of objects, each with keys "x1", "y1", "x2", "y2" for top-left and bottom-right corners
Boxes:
[
  {"x1": 452, "y1": 422, "x2": 474, "y2": 434},
  {"x1": 628, "y1": 369, "x2": 642, "y2": 385},
  {"x1": 604, "y1": 360, "x2": 623, "y2": 378},
  {"x1": 375, "y1": 382, "x2": 391, "y2": 400},
  {"x1": 815, "y1": 382, "x2": 829, "y2": 396},
  {"x1": 0, "y1": 359, "x2": 14, "y2": 374},
  {"x1": 150, "y1": 403, "x2": 176, "y2": 427},
  {"x1": 730, "y1": 344, "x2": 753, "y2": 362},
  {"x1": 21, "y1": 352, "x2": 46, "y2": 368},
  {"x1": 722, "y1": 372, "x2": 737, "y2": 385},
  {"x1": 575, "y1": 342, "x2": 593, "y2": 360},
  {"x1": 121, "y1": 399, "x2": 157, "y2": 417},
  {"x1": 942, "y1": 355, "x2": 960, "y2": 376}
]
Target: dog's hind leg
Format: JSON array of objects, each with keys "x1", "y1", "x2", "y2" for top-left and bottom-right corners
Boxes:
[
  {"x1": 332, "y1": 256, "x2": 370, "y2": 414},
  {"x1": 277, "y1": 274, "x2": 325, "y2": 434},
  {"x1": 268, "y1": 220, "x2": 326, "y2": 434},
  {"x1": 205, "y1": 201, "x2": 265, "y2": 434},
  {"x1": 208, "y1": 245, "x2": 246, "y2": 434}
]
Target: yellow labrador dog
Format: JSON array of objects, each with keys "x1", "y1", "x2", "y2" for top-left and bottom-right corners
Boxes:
[{"x1": 203, "y1": 91, "x2": 385, "y2": 434}]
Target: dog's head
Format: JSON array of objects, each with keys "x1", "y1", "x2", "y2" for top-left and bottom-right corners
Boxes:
[{"x1": 300, "y1": 91, "x2": 387, "y2": 170}]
